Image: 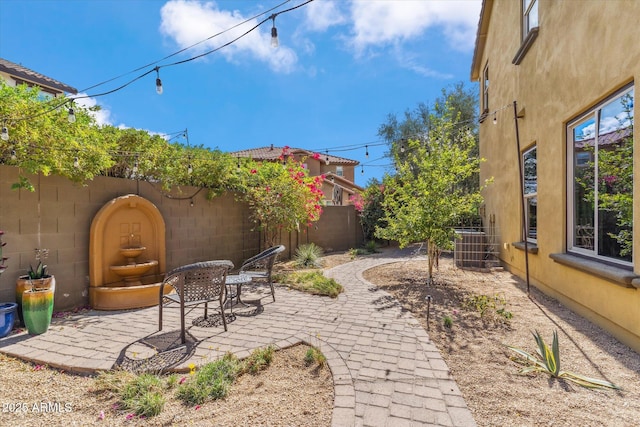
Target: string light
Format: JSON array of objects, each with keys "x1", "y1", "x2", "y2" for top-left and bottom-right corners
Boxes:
[
  {"x1": 361, "y1": 165, "x2": 364, "y2": 175},
  {"x1": 188, "y1": 163, "x2": 193, "y2": 175},
  {"x1": 400, "y1": 141, "x2": 405, "y2": 153},
  {"x1": 365, "y1": 145, "x2": 369, "y2": 158},
  {"x1": 325, "y1": 150, "x2": 330, "y2": 165},
  {"x1": 270, "y1": 14, "x2": 279, "y2": 48},
  {"x1": 0, "y1": 1, "x2": 314, "y2": 126},
  {"x1": 10, "y1": 149, "x2": 16, "y2": 161},
  {"x1": 237, "y1": 155, "x2": 241, "y2": 172},
  {"x1": 493, "y1": 111, "x2": 497, "y2": 125},
  {"x1": 155, "y1": 67, "x2": 163, "y2": 95},
  {"x1": 190, "y1": 198, "x2": 194, "y2": 207},
  {"x1": 133, "y1": 158, "x2": 139, "y2": 173},
  {"x1": 67, "y1": 103, "x2": 76, "y2": 123},
  {"x1": 1, "y1": 126, "x2": 8, "y2": 141},
  {"x1": 74, "y1": 156, "x2": 80, "y2": 168}
]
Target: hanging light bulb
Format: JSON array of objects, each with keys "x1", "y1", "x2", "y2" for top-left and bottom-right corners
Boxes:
[
  {"x1": 237, "y1": 156, "x2": 241, "y2": 172},
  {"x1": 155, "y1": 67, "x2": 163, "y2": 95},
  {"x1": 361, "y1": 165, "x2": 364, "y2": 175},
  {"x1": 1, "y1": 126, "x2": 8, "y2": 141},
  {"x1": 190, "y1": 198, "x2": 194, "y2": 207},
  {"x1": 133, "y1": 158, "x2": 139, "y2": 173},
  {"x1": 400, "y1": 141, "x2": 405, "y2": 153},
  {"x1": 68, "y1": 101, "x2": 76, "y2": 123},
  {"x1": 365, "y1": 145, "x2": 369, "y2": 159},
  {"x1": 74, "y1": 156, "x2": 79, "y2": 168},
  {"x1": 270, "y1": 15, "x2": 279, "y2": 48},
  {"x1": 492, "y1": 112, "x2": 497, "y2": 125},
  {"x1": 188, "y1": 163, "x2": 193, "y2": 175},
  {"x1": 10, "y1": 149, "x2": 16, "y2": 161},
  {"x1": 325, "y1": 150, "x2": 330, "y2": 165}
]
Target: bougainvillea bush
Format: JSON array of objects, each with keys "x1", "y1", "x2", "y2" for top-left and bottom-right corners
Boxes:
[{"x1": 242, "y1": 148, "x2": 325, "y2": 247}]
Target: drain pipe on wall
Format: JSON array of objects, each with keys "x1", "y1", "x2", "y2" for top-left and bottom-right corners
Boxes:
[{"x1": 513, "y1": 100, "x2": 531, "y2": 295}]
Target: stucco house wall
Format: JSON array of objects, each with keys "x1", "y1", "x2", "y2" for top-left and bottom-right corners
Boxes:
[{"x1": 472, "y1": 0, "x2": 640, "y2": 352}]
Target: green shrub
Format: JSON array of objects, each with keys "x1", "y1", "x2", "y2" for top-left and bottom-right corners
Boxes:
[
  {"x1": 443, "y1": 315, "x2": 453, "y2": 328},
  {"x1": 176, "y1": 353, "x2": 240, "y2": 406},
  {"x1": 304, "y1": 347, "x2": 326, "y2": 367},
  {"x1": 294, "y1": 243, "x2": 324, "y2": 268},
  {"x1": 120, "y1": 373, "x2": 165, "y2": 417},
  {"x1": 280, "y1": 270, "x2": 343, "y2": 298},
  {"x1": 241, "y1": 346, "x2": 275, "y2": 374}
]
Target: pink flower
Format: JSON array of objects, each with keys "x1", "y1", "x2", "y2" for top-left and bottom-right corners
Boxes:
[
  {"x1": 126, "y1": 414, "x2": 134, "y2": 420},
  {"x1": 195, "y1": 405, "x2": 201, "y2": 410},
  {"x1": 98, "y1": 410, "x2": 105, "y2": 420},
  {"x1": 250, "y1": 169, "x2": 257, "y2": 174},
  {"x1": 179, "y1": 376, "x2": 187, "y2": 384},
  {"x1": 33, "y1": 365, "x2": 44, "y2": 371}
]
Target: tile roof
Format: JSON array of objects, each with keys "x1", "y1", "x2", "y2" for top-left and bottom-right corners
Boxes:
[
  {"x1": 0, "y1": 57, "x2": 78, "y2": 94},
  {"x1": 231, "y1": 145, "x2": 359, "y2": 165}
]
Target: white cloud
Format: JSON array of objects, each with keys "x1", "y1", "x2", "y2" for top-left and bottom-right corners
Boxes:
[
  {"x1": 159, "y1": 0, "x2": 297, "y2": 73},
  {"x1": 303, "y1": 0, "x2": 346, "y2": 32},
  {"x1": 74, "y1": 94, "x2": 112, "y2": 126},
  {"x1": 347, "y1": 0, "x2": 482, "y2": 54}
]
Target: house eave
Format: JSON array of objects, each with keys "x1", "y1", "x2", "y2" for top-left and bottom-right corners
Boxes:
[{"x1": 470, "y1": 0, "x2": 494, "y2": 81}]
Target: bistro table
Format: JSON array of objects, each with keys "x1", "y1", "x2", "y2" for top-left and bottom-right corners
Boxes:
[{"x1": 224, "y1": 274, "x2": 252, "y2": 311}]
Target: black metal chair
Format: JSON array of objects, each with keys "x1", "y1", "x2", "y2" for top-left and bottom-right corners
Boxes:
[
  {"x1": 239, "y1": 245, "x2": 285, "y2": 302},
  {"x1": 159, "y1": 260, "x2": 233, "y2": 344}
]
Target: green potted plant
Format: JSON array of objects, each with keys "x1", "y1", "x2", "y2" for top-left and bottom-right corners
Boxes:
[
  {"x1": 0, "y1": 230, "x2": 18, "y2": 339},
  {"x1": 16, "y1": 248, "x2": 55, "y2": 334}
]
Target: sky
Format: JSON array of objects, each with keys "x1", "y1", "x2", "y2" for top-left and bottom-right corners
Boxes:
[{"x1": 0, "y1": 0, "x2": 482, "y2": 186}]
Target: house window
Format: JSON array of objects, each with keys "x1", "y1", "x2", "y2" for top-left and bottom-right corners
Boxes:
[
  {"x1": 336, "y1": 166, "x2": 344, "y2": 177},
  {"x1": 523, "y1": 146, "x2": 537, "y2": 243},
  {"x1": 523, "y1": 0, "x2": 538, "y2": 40},
  {"x1": 482, "y1": 63, "x2": 489, "y2": 113},
  {"x1": 567, "y1": 85, "x2": 634, "y2": 265}
]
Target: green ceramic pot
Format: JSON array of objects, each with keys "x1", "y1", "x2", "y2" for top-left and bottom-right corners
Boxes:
[
  {"x1": 16, "y1": 276, "x2": 55, "y2": 327},
  {"x1": 21, "y1": 278, "x2": 55, "y2": 335}
]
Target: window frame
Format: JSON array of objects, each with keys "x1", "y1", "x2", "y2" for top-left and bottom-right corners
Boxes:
[
  {"x1": 335, "y1": 165, "x2": 344, "y2": 177},
  {"x1": 522, "y1": 0, "x2": 539, "y2": 41},
  {"x1": 522, "y1": 145, "x2": 537, "y2": 244},
  {"x1": 566, "y1": 84, "x2": 634, "y2": 267}
]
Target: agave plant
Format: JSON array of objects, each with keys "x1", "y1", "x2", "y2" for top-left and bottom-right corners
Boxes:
[
  {"x1": 507, "y1": 330, "x2": 620, "y2": 390},
  {"x1": 28, "y1": 248, "x2": 50, "y2": 279}
]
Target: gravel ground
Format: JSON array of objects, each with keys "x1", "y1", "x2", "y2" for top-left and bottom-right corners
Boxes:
[
  {"x1": 363, "y1": 251, "x2": 640, "y2": 427},
  {"x1": 0, "y1": 343, "x2": 332, "y2": 426}
]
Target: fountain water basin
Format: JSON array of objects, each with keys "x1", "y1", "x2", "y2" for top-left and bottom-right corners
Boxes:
[{"x1": 109, "y1": 260, "x2": 159, "y2": 287}]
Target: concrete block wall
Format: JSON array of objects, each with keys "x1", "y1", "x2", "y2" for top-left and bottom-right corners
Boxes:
[{"x1": 0, "y1": 165, "x2": 363, "y2": 311}]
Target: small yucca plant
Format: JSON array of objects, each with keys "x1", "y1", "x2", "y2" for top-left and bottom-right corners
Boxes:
[
  {"x1": 294, "y1": 243, "x2": 324, "y2": 268},
  {"x1": 507, "y1": 330, "x2": 620, "y2": 390}
]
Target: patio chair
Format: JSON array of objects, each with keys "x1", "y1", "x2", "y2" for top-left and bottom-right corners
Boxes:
[
  {"x1": 158, "y1": 260, "x2": 233, "y2": 344},
  {"x1": 239, "y1": 245, "x2": 285, "y2": 302}
]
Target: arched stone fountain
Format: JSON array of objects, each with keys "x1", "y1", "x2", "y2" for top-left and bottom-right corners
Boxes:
[{"x1": 89, "y1": 194, "x2": 167, "y2": 310}]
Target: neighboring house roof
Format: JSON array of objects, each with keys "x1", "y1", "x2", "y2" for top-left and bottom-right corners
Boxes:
[
  {"x1": 0, "y1": 57, "x2": 78, "y2": 94},
  {"x1": 323, "y1": 172, "x2": 364, "y2": 192},
  {"x1": 574, "y1": 127, "x2": 633, "y2": 149},
  {"x1": 470, "y1": 0, "x2": 494, "y2": 81},
  {"x1": 231, "y1": 145, "x2": 359, "y2": 166}
]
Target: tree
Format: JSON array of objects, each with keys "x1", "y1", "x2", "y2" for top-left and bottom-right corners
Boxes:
[
  {"x1": 357, "y1": 178, "x2": 387, "y2": 242},
  {"x1": 241, "y1": 148, "x2": 325, "y2": 247},
  {"x1": 377, "y1": 82, "x2": 480, "y2": 192},
  {"x1": 375, "y1": 104, "x2": 486, "y2": 284}
]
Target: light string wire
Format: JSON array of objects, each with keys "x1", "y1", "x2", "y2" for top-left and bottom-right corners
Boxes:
[{"x1": 0, "y1": 0, "x2": 311, "y2": 124}]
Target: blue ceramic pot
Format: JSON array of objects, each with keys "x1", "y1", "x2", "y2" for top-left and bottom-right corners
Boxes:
[{"x1": 0, "y1": 302, "x2": 18, "y2": 338}]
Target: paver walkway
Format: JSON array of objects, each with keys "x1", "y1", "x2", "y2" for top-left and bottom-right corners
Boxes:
[{"x1": 0, "y1": 247, "x2": 476, "y2": 427}]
